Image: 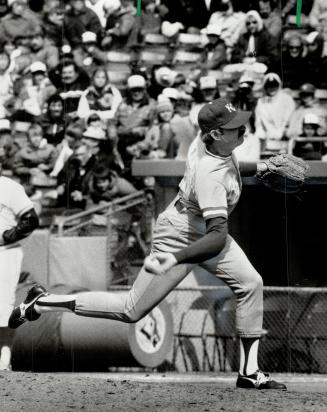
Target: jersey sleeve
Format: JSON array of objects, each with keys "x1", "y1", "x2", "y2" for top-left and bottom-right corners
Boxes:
[
  {"x1": 8, "y1": 181, "x2": 34, "y2": 217},
  {"x1": 195, "y1": 167, "x2": 228, "y2": 220}
]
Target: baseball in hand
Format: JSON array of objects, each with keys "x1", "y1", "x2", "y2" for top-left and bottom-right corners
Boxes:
[{"x1": 144, "y1": 256, "x2": 162, "y2": 274}]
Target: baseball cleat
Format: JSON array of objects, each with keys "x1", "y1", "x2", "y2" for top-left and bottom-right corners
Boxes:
[
  {"x1": 236, "y1": 370, "x2": 287, "y2": 390},
  {"x1": 8, "y1": 284, "x2": 48, "y2": 329}
]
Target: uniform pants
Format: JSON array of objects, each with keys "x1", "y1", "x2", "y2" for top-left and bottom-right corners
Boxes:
[
  {"x1": 0, "y1": 247, "x2": 23, "y2": 327},
  {"x1": 75, "y1": 203, "x2": 264, "y2": 337}
]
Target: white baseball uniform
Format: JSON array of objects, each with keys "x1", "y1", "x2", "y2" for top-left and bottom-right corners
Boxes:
[{"x1": 0, "y1": 177, "x2": 34, "y2": 326}]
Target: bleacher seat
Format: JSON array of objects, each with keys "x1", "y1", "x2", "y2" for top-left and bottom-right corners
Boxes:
[
  {"x1": 177, "y1": 33, "x2": 205, "y2": 50},
  {"x1": 144, "y1": 33, "x2": 170, "y2": 46},
  {"x1": 138, "y1": 50, "x2": 171, "y2": 67}
]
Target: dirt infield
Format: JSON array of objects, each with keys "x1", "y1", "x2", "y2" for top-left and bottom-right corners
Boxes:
[{"x1": 1, "y1": 372, "x2": 327, "y2": 412}]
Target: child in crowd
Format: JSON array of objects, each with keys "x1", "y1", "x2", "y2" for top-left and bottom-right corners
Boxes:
[
  {"x1": 127, "y1": 97, "x2": 177, "y2": 159},
  {"x1": 293, "y1": 113, "x2": 326, "y2": 160}
]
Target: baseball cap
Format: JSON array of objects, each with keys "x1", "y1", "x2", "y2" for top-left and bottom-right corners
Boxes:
[
  {"x1": 30, "y1": 61, "x2": 47, "y2": 74},
  {"x1": 198, "y1": 98, "x2": 251, "y2": 132},
  {"x1": 82, "y1": 31, "x2": 97, "y2": 43},
  {"x1": 127, "y1": 75, "x2": 146, "y2": 89},
  {"x1": 299, "y1": 83, "x2": 315, "y2": 95},
  {"x1": 83, "y1": 126, "x2": 106, "y2": 140},
  {"x1": 203, "y1": 24, "x2": 222, "y2": 37},
  {"x1": 303, "y1": 113, "x2": 320, "y2": 126},
  {"x1": 199, "y1": 76, "x2": 216, "y2": 90},
  {"x1": 162, "y1": 87, "x2": 179, "y2": 101}
]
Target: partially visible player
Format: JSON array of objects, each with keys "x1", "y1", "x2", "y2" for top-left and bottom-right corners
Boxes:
[
  {"x1": 0, "y1": 165, "x2": 39, "y2": 370},
  {"x1": 9, "y1": 99, "x2": 286, "y2": 389}
]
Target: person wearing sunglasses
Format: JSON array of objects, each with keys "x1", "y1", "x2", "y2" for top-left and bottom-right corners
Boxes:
[{"x1": 231, "y1": 10, "x2": 278, "y2": 72}]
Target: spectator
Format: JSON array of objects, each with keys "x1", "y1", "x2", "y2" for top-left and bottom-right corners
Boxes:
[
  {"x1": 293, "y1": 113, "x2": 326, "y2": 160},
  {"x1": 64, "y1": 0, "x2": 102, "y2": 51},
  {"x1": 161, "y1": 87, "x2": 179, "y2": 111},
  {"x1": 85, "y1": 0, "x2": 107, "y2": 27},
  {"x1": 56, "y1": 142, "x2": 96, "y2": 209},
  {"x1": 128, "y1": 96, "x2": 176, "y2": 159},
  {"x1": 305, "y1": 31, "x2": 327, "y2": 88},
  {"x1": 48, "y1": 59, "x2": 90, "y2": 114},
  {"x1": 281, "y1": 33, "x2": 309, "y2": 89},
  {"x1": 161, "y1": 0, "x2": 221, "y2": 33},
  {"x1": 0, "y1": 0, "x2": 40, "y2": 43},
  {"x1": 87, "y1": 164, "x2": 137, "y2": 208},
  {"x1": 102, "y1": 0, "x2": 136, "y2": 50},
  {"x1": 208, "y1": 0, "x2": 246, "y2": 48},
  {"x1": 114, "y1": 74, "x2": 156, "y2": 176},
  {"x1": 148, "y1": 66, "x2": 178, "y2": 99},
  {"x1": 0, "y1": 119, "x2": 18, "y2": 172},
  {"x1": 43, "y1": 6, "x2": 66, "y2": 48},
  {"x1": 17, "y1": 61, "x2": 56, "y2": 117},
  {"x1": 74, "y1": 31, "x2": 108, "y2": 70},
  {"x1": 39, "y1": 93, "x2": 66, "y2": 145},
  {"x1": 77, "y1": 66, "x2": 122, "y2": 121},
  {"x1": 13, "y1": 122, "x2": 57, "y2": 182},
  {"x1": 28, "y1": 27, "x2": 60, "y2": 70},
  {"x1": 49, "y1": 123, "x2": 83, "y2": 178},
  {"x1": 128, "y1": 0, "x2": 162, "y2": 46},
  {"x1": 0, "y1": 51, "x2": 14, "y2": 119},
  {"x1": 195, "y1": 76, "x2": 220, "y2": 104},
  {"x1": 287, "y1": 83, "x2": 327, "y2": 138},
  {"x1": 231, "y1": 10, "x2": 278, "y2": 71},
  {"x1": 200, "y1": 25, "x2": 228, "y2": 71},
  {"x1": 309, "y1": 0, "x2": 327, "y2": 44},
  {"x1": 233, "y1": 74, "x2": 257, "y2": 132},
  {"x1": 255, "y1": 72, "x2": 295, "y2": 153},
  {"x1": 258, "y1": 0, "x2": 282, "y2": 40},
  {"x1": 82, "y1": 125, "x2": 107, "y2": 156}
]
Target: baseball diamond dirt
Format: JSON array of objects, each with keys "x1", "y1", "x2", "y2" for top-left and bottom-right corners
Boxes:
[{"x1": 1, "y1": 372, "x2": 327, "y2": 412}]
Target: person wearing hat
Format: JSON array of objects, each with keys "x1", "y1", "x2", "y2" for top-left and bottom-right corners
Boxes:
[
  {"x1": 258, "y1": 0, "x2": 282, "y2": 40},
  {"x1": 293, "y1": 113, "x2": 326, "y2": 160},
  {"x1": 254, "y1": 72, "x2": 295, "y2": 153},
  {"x1": 200, "y1": 24, "x2": 227, "y2": 70},
  {"x1": 233, "y1": 74, "x2": 257, "y2": 132},
  {"x1": 10, "y1": 97, "x2": 286, "y2": 391},
  {"x1": 16, "y1": 61, "x2": 56, "y2": 117},
  {"x1": 287, "y1": 83, "x2": 327, "y2": 139},
  {"x1": 113, "y1": 74, "x2": 156, "y2": 179}
]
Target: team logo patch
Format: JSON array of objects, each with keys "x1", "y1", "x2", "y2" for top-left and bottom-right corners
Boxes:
[{"x1": 225, "y1": 103, "x2": 236, "y2": 113}]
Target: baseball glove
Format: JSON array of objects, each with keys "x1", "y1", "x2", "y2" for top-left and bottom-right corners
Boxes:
[{"x1": 256, "y1": 154, "x2": 310, "y2": 194}]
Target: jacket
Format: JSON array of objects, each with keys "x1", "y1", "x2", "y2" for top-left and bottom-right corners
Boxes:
[{"x1": 64, "y1": 7, "x2": 102, "y2": 48}]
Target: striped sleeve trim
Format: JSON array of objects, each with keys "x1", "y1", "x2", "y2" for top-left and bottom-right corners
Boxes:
[{"x1": 202, "y1": 207, "x2": 227, "y2": 220}]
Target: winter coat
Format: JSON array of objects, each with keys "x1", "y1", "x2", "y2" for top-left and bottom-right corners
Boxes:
[
  {"x1": 13, "y1": 138, "x2": 56, "y2": 176},
  {"x1": 255, "y1": 73, "x2": 296, "y2": 151},
  {"x1": 231, "y1": 27, "x2": 278, "y2": 70},
  {"x1": 64, "y1": 7, "x2": 102, "y2": 48}
]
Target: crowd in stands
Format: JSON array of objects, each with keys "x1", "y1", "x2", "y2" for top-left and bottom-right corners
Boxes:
[{"x1": 0, "y1": 0, "x2": 327, "y2": 219}]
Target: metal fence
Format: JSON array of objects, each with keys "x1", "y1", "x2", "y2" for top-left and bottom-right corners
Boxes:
[
  {"x1": 161, "y1": 286, "x2": 327, "y2": 374},
  {"x1": 108, "y1": 285, "x2": 327, "y2": 374}
]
